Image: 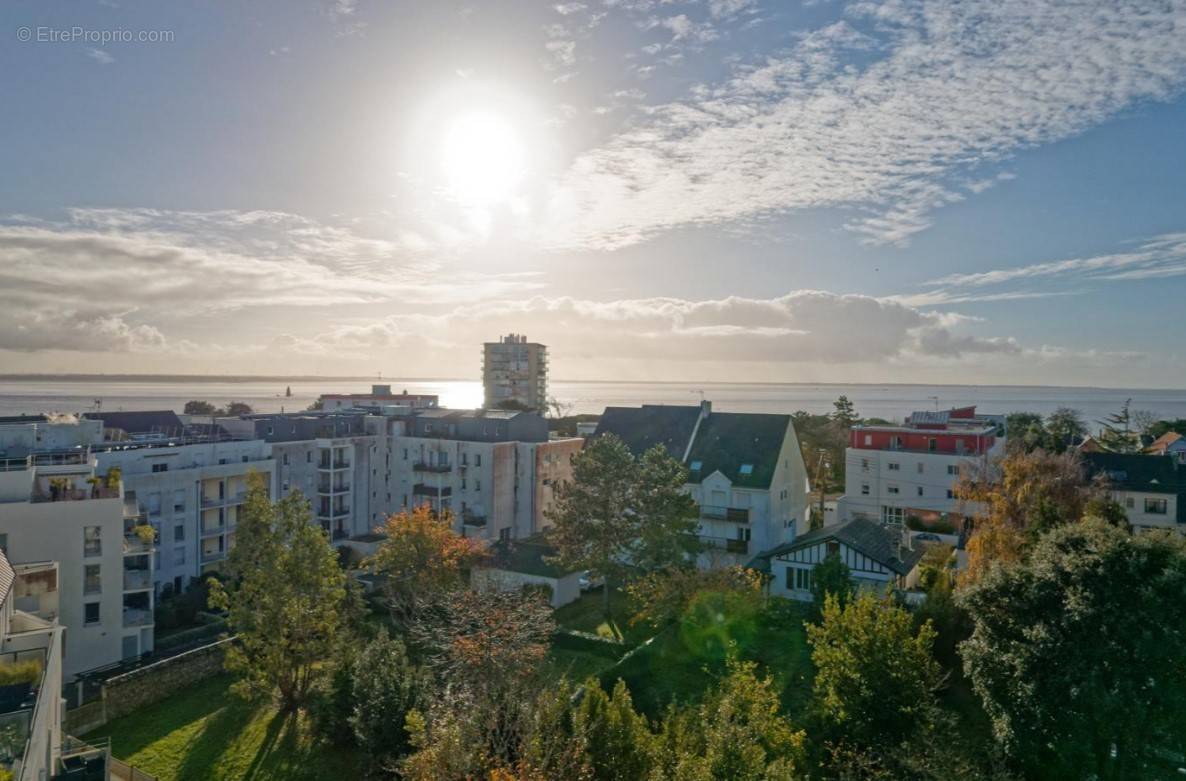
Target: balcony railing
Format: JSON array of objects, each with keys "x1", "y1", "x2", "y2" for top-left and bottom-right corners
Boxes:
[
  {"x1": 701, "y1": 536, "x2": 750, "y2": 555},
  {"x1": 123, "y1": 570, "x2": 152, "y2": 591},
  {"x1": 200, "y1": 549, "x2": 226, "y2": 564},
  {"x1": 200, "y1": 523, "x2": 226, "y2": 537},
  {"x1": 122, "y1": 608, "x2": 153, "y2": 628},
  {"x1": 122, "y1": 535, "x2": 153, "y2": 555},
  {"x1": 412, "y1": 484, "x2": 451, "y2": 497},
  {"x1": 317, "y1": 482, "x2": 351, "y2": 495},
  {"x1": 201, "y1": 495, "x2": 224, "y2": 508},
  {"x1": 699, "y1": 505, "x2": 751, "y2": 523},
  {"x1": 413, "y1": 461, "x2": 451, "y2": 473}
]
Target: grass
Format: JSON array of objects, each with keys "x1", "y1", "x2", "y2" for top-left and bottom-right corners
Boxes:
[
  {"x1": 85, "y1": 675, "x2": 362, "y2": 781},
  {"x1": 552, "y1": 586, "x2": 652, "y2": 645},
  {"x1": 601, "y1": 599, "x2": 815, "y2": 719}
]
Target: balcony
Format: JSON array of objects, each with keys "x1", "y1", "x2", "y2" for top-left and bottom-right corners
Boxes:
[
  {"x1": 226, "y1": 490, "x2": 249, "y2": 504},
  {"x1": 318, "y1": 458, "x2": 350, "y2": 471},
  {"x1": 122, "y1": 608, "x2": 153, "y2": 628},
  {"x1": 413, "y1": 461, "x2": 451, "y2": 473},
  {"x1": 200, "y1": 549, "x2": 226, "y2": 564},
  {"x1": 412, "y1": 484, "x2": 451, "y2": 498},
  {"x1": 122, "y1": 535, "x2": 153, "y2": 555},
  {"x1": 318, "y1": 506, "x2": 350, "y2": 520},
  {"x1": 201, "y1": 522, "x2": 226, "y2": 538},
  {"x1": 701, "y1": 536, "x2": 750, "y2": 555},
  {"x1": 123, "y1": 570, "x2": 152, "y2": 591},
  {"x1": 699, "y1": 504, "x2": 751, "y2": 523},
  {"x1": 201, "y1": 494, "x2": 224, "y2": 508},
  {"x1": 462, "y1": 511, "x2": 487, "y2": 527},
  {"x1": 317, "y1": 482, "x2": 351, "y2": 495}
]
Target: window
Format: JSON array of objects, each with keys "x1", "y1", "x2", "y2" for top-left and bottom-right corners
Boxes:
[
  {"x1": 861, "y1": 458, "x2": 870, "y2": 472},
  {"x1": 917, "y1": 462, "x2": 924, "y2": 474},
  {"x1": 174, "y1": 546, "x2": 186, "y2": 566},
  {"x1": 793, "y1": 567, "x2": 812, "y2": 591},
  {"x1": 887, "y1": 462, "x2": 900, "y2": 471},
  {"x1": 306, "y1": 452, "x2": 312, "y2": 463},
  {"x1": 499, "y1": 528, "x2": 511, "y2": 542},
  {"x1": 887, "y1": 484, "x2": 899, "y2": 495},
  {"x1": 1125, "y1": 497, "x2": 1135, "y2": 509},
  {"x1": 83, "y1": 526, "x2": 102, "y2": 557},
  {"x1": 881, "y1": 506, "x2": 904, "y2": 524},
  {"x1": 689, "y1": 460, "x2": 702, "y2": 471},
  {"x1": 826, "y1": 541, "x2": 839, "y2": 557},
  {"x1": 461, "y1": 478, "x2": 467, "y2": 490},
  {"x1": 266, "y1": 426, "x2": 274, "y2": 435},
  {"x1": 863, "y1": 435, "x2": 872, "y2": 446},
  {"x1": 946, "y1": 465, "x2": 960, "y2": 476},
  {"x1": 928, "y1": 438, "x2": 937, "y2": 452},
  {"x1": 173, "y1": 489, "x2": 185, "y2": 512},
  {"x1": 739, "y1": 463, "x2": 754, "y2": 475},
  {"x1": 84, "y1": 564, "x2": 101, "y2": 595},
  {"x1": 916, "y1": 486, "x2": 924, "y2": 497},
  {"x1": 151, "y1": 462, "x2": 168, "y2": 473},
  {"x1": 283, "y1": 453, "x2": 289, "y2": 466},
  {"x1": 403, "y1": 449, "x2": 408, "y2": 460},
  {"x1": 475, "y1": 480, "x2": 482, "y2": 492},
  {"x1": 1145, "y1": 498, "x2": 1168, "y2": 515},
  {"x1": 84, "y1": 602, "x2": 101, "y2": 625},
  {"x1": 475, "y1": 454, "x2": 482, "y2": 467},
  {"x1": 946, "y1": 489, "x2": 955, "y2": 499},
  {"x1": 860, "y1": 483, "x2": 870, "y2": 496},
  {"x1": 148, "y1": 493, "x2": 161, "y2": 516},
  {"x1": 174, "y1": 524, "x2": 185, "y2": 541}
]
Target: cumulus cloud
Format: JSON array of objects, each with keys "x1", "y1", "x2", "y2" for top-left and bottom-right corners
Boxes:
[
  {"x1": 0, "y1": 209, "x2": 539, "y2": 354},
  {"x1": 537, "y1": 0, "x2": 1186, "y2": 250}
]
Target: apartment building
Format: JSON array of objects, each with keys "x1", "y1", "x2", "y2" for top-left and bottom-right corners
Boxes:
[
  {"x1": 837, "y1": 406, "x2": 1004, "y2": 532},
  {"x1": 1084, "y1": 452, "x2": 1185, "y2": 534},
  {"x1": 319, "y1": 384, "x2": 439, "y2": 412},
  {"x1": 593, "y1": 401, "x2": 810, "y2": 566},
  {"x1": 0, "y1": 551, "x2": 69, "y2": 781},
  {"x1": 0, "y1": 442, "x2": 153, "y2": 678},
  {"x1": 482, "y1": 333, "x2": 548, "y2": 411},
  {"x1": 391, "y1": 409, "x2": 582, "y2": 542}
]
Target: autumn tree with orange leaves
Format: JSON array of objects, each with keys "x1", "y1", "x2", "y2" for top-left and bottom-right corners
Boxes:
[{"x1": 369, "y1": 505, "x2": 489, "y2": 626}]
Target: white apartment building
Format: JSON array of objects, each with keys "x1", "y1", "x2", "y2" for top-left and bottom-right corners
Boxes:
[
  {"x1": 593, "y1": 402, "x2": 810, "y2": 566},
  {"x1": 0, "y1": 445, "x2": 153, "y2": 679},
  {"x1": 0, "y1": 551, "x2": 68, "y2": 781},
  {"x1": 837, "y1": 407, "x2": 1004, "y2": 532},
  {"x1": 482, "y1": 333, "x2": 549, "y2": 411}
]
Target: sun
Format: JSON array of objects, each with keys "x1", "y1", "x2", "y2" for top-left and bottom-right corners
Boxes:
[{"x1": 440, "y1": 111, "x2": 525, "y2": 206}]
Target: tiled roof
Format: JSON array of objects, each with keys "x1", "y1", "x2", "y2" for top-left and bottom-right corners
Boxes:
[
  {"x1": 593, "y1": 405, "x2": 700, "y2": 458},
  {"x1": 755, "y1": 517, "x2": 926, "y2": 576},
  {"x1": 685, "y1": 412, "x2": 791, "y2": 489},
  {"x1": 1145, "y1": 432, "x2": 1184, "y2": 454}
]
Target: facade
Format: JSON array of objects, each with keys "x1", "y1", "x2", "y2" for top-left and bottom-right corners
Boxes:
[
  {"x1": 1144, "y1": 431, "x2": 1186, "y2": 458},
  {"x1": 0, "y1": 446, "x2": 153, "y2": 678},
  {"x1": 320, "y1": 385, "x2": 439, "y2": 412},
  {"x1": 837, "y1": 406, "x2": 1004, "y2": 531},
  {"x1": 0, "y1": 551, "x2": 68, "y2": 781},
  {"x1": 593, "y1": 401, "x2": 810, "y2": 566},
  {"x1": 391, "y1": 410, "x2": 582, "y2": 542},
  {"x1": 1084, "y1": 452, "x2": 1185, "y2": 534},
  {"x1": 482, "y1": 333, "x2": 548, "y2": 411},
  {"x1": 758, "y1": 517, "x2": 924, "y2": 601}
]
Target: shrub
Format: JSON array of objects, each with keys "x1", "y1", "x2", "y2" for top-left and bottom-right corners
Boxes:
[{"x1": 0, "y1": 660, "x2": 42, "y2": 686}]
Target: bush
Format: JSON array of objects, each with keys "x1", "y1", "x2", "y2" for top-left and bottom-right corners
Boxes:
[
  {"x1": 0, "y1": 660, "x2": 42, "y2": 686},
  {"x1": 552, "y1": 629, "x2": 626, "y2": 660},
  {"x1": 154, "y1": 579, "x2": 213, "y2": 631}
]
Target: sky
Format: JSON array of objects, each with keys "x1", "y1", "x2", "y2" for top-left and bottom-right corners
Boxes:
[{"x1": 1, "y1": 0, "x2": 1185, "y2": 387}]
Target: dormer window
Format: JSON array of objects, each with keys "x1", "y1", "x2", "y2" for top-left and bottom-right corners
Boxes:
[
  {"x1": 689, "y1": 460, "x2": 702, "y2": 471},
  {"x1": 739, "y1": 464, "x2": 754, "y2": 475}
]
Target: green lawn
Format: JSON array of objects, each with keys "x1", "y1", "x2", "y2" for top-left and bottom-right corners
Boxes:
[
  {"x1": 552, "y1": 586, "x2": 652, "y2": 645},
  {"x1": 85, "y1": 675, "x2": 361, "y2": 781},
  {"x1": 602, "y1": 599, "x2": 815, "y2": 718}
]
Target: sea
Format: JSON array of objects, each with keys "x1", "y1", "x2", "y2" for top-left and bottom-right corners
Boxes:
[{"x1": 1, "y1": 377, "x2": 1185, "y2": 424}]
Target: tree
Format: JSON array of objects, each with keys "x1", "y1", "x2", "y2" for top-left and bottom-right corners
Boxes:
[
  {"x1": 807, "y1": 594, "x2": 943, "y2": 752},
  {"x1": 1131, "y1": 408, "x2": 1158, "y2": 438},
  {"x1": 369, "y1": 505, "x2": 488, "y2": 626},
  {"x1": 1004, "y1": 412, "x2": 1046, "y2": 453},
  {"x1": 959, "y1": 520, "x2": 1186, "y2": 780},
  {"x1": 183, "y1": 400, "x2": 218, "y2": 415},
  {"x1": 1044, "y1": 407, "x2": 1086, "y2": 452},
  {"x1": 627, "y1": 566, "x2": 763, "y2": 630},
  {"x1": 1097, "y1": 398, "x2": 1138, "y2": 453},
  {"x1": 831, "y1": 396, "x2": 858, "y2": 429},
  {"x1": 547, "y1": 434, "x2": 642, "y2": 615},
  {"x1": 631, "y1": 444, "x2": 701, "y2": 571},
  {"x1": 224, "y1": 400, "x2": 254, "y2": 416},
  {"x1": 351, "y1": 631, "x2": 429, "y2": 772},
  {"x1": 955, "y1": 449, "x2": 1089, "y2": 581},
  {"x1": 574, "y1": 679, "x2": 656, "y2": 781},
  {"x1": 809, "y1": 553, "x2": 854, "y2": 617},
  {"x1": 655, "y1": 658, "x2": 806, "y2": 780},
  {"x1": 208, "y1": 475, "x2": 346, "y2": 709},
  {"x1": 1147, "y1": 418, "x2": 1186, "y2": 440}
]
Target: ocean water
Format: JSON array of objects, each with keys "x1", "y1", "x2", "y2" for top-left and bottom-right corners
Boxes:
[{"x1": 1, "y1": 378, "x2": 1185, "y2": 424}]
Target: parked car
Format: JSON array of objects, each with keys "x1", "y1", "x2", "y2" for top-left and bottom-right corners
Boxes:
[{"x1": 913, "y1": 532, "x2": 943, "y2": 543}]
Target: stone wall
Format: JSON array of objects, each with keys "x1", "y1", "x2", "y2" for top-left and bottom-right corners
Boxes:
[{"x1": 101, "y1": 636, "x2": 233, "y2": 721}]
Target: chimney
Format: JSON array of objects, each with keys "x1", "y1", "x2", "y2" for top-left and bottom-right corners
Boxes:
[{"x1": 699, "y1": 399, "x2": 712, "y2": 420}]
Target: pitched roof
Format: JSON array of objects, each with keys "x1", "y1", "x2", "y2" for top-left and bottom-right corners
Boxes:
[
  {"x1": 1145, "y1": 432, "x2": 1184, "y2": 454},
  {"x1": 593, "y1": 405, "x2": 700, "y2": 458},
  {"x1": 485, "y1": 537, "x2": 578, "y2": 579},
  {"x1": 685, "y1": 412, "x2": 791, "y2": 489},
  {"x1": 1083, "y1": 453, "x2": 1186, "y2": 523},
  {"x1": 756, "y1": 517, "x2": 926, "y2": 576},
  {"x1": 85, "y1": 410, "x2": 186, "y2": 437}
]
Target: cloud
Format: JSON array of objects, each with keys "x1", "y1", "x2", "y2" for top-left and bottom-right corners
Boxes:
[
  {"x1": 0, "y1": 209, "x2": 540, "y2": 354},
  {"x1": 537, "y1": 0, "x2": 1186, "y2": 250},
  {"x1": 86, "y1": 48, "x2": 115, "y2": 65},
  {"x1": 708, "y1": 0, "x2": 757, "y2": 20}
]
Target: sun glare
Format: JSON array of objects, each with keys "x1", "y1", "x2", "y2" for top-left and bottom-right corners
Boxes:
[{"x1": 440, "y1": 111, "x2": 525, "y2": 206}]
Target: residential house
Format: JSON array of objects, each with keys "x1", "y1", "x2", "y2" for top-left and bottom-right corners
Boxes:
[
  {"x1": 593, "y1": 401, "x2": 810, "y2": 566},
  {"x1": 1084, "y1": 452, "x2": 1185, "y2": 534},
  {"x1": 1144, "y1": 431, "x2": 1186, "y2": 459}
]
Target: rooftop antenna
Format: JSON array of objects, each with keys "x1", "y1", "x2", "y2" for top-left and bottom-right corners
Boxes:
[{"x1": 928, "y1": 395, "x2": 940, "y2": 411}]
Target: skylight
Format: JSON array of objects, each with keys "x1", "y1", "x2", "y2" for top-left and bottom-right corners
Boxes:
[
  {"x1": 739, "y1": 463, "x2": 753, "y2": 475},
  {"x1": 689, "y1": 460, "x2": 702, "y2": 471}
]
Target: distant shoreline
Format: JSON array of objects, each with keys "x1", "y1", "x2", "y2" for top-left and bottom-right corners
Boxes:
[{"x1": 0, "y1": 374, "x2": 1182, "y2": 393}]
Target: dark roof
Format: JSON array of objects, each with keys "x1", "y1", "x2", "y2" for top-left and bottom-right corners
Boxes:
[
  {"x1": 485, "y1": 537, "x2": 579, "y2": 579},
  {"x1": 0, "y1": 550, "x2": 13, "y2": 607},
  {"x1": 593, "y1": 405, "x2": 700, "y2": 457},
  {"x1": 594, "y1": 404, "x2": 790, "y2": 490},
  {"x1": 1083, "y1": 452, "x2": 1186, "y2": 524},
  {"x1": 85, "y1": 410, "x2": 186, "y2": 437},
  {"x1": 0, "y1": 414, "x2": 48, "y2": 424},
  {"x1": 756, "y1": 518, "x2": 926, "y2": 576},
  {"x1": 686, "y1": 412, "x2": 790, "y2": 489}
]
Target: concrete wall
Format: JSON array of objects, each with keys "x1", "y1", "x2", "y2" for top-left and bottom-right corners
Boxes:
[{"x1": 471, "y1": 568, "x2": 581, "y2": 608}]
